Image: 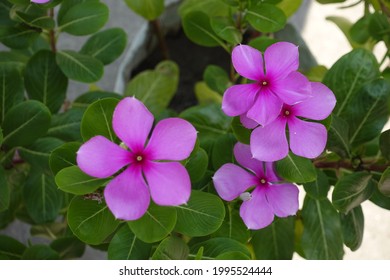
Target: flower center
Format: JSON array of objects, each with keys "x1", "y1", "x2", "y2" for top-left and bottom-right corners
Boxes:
[
  {"x1": 136, "y1": 155, "x2": 143, "y2": 162},
  {"x1": 284, "y1": 110, "x2": 290, "y2": 116},
  {"x1": 262, "y1": 81, "x2": 268, "y2": 86},
  {"x1": 259, "y1": 178, "x2": 267, "y2": 185}
]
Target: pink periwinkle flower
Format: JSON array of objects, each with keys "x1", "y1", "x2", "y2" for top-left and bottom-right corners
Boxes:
[
  {"x1": 213, "y1": 143, "x2": 299, "y2": 230},
  {"x1": 222, "y1": 42, "x2": 311, "y2": 126},
  {"x1": 31, "y1": 0, "x2": 50, "y2": 3},
  {"x1": 240, "y1": 82, "x2": 336, "y2": 162},
  {"x1": 76, "y1": 97, "x2": 197, "y2": 220}
]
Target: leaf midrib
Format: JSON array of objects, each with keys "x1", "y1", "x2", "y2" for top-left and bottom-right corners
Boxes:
[
  {"x1": 58, "y1": 51, "x2": 98, "y2": 80},
  {"x1": 2, "y1": 112, "x2": 41, "y2": 144}
]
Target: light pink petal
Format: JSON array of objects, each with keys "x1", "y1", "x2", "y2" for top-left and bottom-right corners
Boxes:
[
  {"x1": 143, "y1": 161, "x2": 191, "y2": 206},
  {"x1": 288, "y1": 117, "x2": 327, "y2": 159},
  {"x1": 250, "y1": 117, "x2": 288, "y2": 162},
  {"x1": 246, "y1": 88, "x2": 283, "y2": 126},
  {"x1": 240, "y1": 114, "x2": 258, "y2": 129},
  {"x1": 293, "y1": 82, "x2": 336, "y2": 120},
  {"x1": 265, "y1": 162, "x2": 281, "y2": 183},
  {"x1": 145, "y1": 118, "x2": 196, "y2": 161},
  {"x1": 77, "y1": 136, "x2": 132, "y2": 178},
  {"x1": 232, "y1": 45, "x2": 264, "y2": 81},
  {"x1": 213, "y1": 163, "x2": 258, "y2": 201},
  {"x1": 233, "y1": 143, "x2": 264, "y2": 177},
  {"x1": 264, "y1": 42, "x2": 299, "y2": 80},
  {"x1": 112, "y1": 97, "x2": 154, "y2": 152},
  {"x1": 271, "y1": 71, "x2": 311, "y2": 105},
  {"x1": 222, "y1": 83, "x2": 259, "y2": 116},
  {"x1": 265, "y1": 184, "x2": 299, "y2": 217},
  {"x1": 31, "y1": 0, "x2": 50, "y2": 3},
  {"x1": 240, "y1": 187, "x2": 274, "y2": 230},
  {"x1": 104, "y1": 166, "x2": 150, "y2": 220}
]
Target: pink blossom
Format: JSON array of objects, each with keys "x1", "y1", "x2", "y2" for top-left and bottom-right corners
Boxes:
[
  {"x1": 222, "y1": 43, "x2": 311, "y2": 126},
  {"x1": 213, "y1": 143, "x2": 299, "y2": 230},
  {"x1": 31, "y1": 0, "x2": 51, "y2": 3},
  {"x1": 76, "y1": 97, "x2": 197, "y2": 220}
]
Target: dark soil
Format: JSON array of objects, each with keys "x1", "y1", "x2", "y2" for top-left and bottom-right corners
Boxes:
[{"x1": 131, "y1": 29, "x2": 231, "y2": 113}]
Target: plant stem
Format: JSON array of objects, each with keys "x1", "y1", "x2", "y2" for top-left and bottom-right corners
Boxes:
[
  {"x1": 151, "y1": 19, "x2": 169, "y2": 60},
  {"x1": 49, "y1": 8, "x2": 56, "y2": 53}
]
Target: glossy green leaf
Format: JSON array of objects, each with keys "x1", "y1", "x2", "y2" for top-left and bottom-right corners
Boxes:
[
  {"x1": 301, "y1": 196, "x2": 344, "y2": 259},
  {"x1": 0, "y1": 25, "x2": 39, "y2": 49},
  {"x1": 124, "y1": 0, "x2": 164, "y2": 20},
  {"x1": 108, "y1": 225, "x2": 152, "y2": 260},
  {"x1": 55, "y1": 166, "x2": 109, "y2": 195},
  {"x1": 0, "y1": 235, "x2": 26, "y2": 260},
  {"x1": 303, "y1": 169, "x2": 331, "y2": 199},
  {"x1": 22, "y1": 245, "x2": 59, "y2": 260},
  {"x1": 370, "y1": 184, "x2": 390, "y2": 210},
  {"x1": 50, "y1": 237, "x2": 86, "y2": 259},
  {"x1": 326, "y1": 16, "x2": 360, "y2": 48},
  {"x1": 56, "y1": 51, "x2": 104, "y2": 83},
  {"x1": 327, "y1": 114, "x2": 351, "y2": 158},
  {"x1": 350, "y1": 15, "x2": 371, "y2": 44},
  {"x1": 47, "y1": 108, "x2": 84, "y2": 142},
  {"x1": 49, "y1": 142, "x2": 81, "y2": 175},
  {"x1": 249, "y1": 36, "x2": 278, "y2": 52},
  {"x1": 174, "y1": 190, "x2": 225, "y2": 237},
  {"x1": 152, "y1": 236, "x2": 189, "y2": 260},
  {"x1": 252, "y1": 217, "x2": 295, "y2": 260},
  {"x1": 332, "y1": 172, "x2": 374, "y2": 213},
  {"x1": 57, "y1": 0, "x2": 99, "y2": 23},
  {"x1": 179, "y1": 0, "x2": 230, "y2": 18},
  {"x1": 380, "y1": 130, "x2": 390, "y2": 160},
  {"x1": 23, "y1": 170, "x2": 64, "y2": 224},
  {"x1": 211, "y1": 133, "x2": 236, "y2": 170},
  {"x1": 80, "y1": 28, "x2": 127, "y2": 65},
  {"x1": 2, "y1": 100, "x2": 51, "y2": 148},
  {"x1": 246, "y1": 4, "x2": 286, "y2": 33},
  {"x1": 0, "y1": 166, "x2": 9, "y2": 212},
  {"x1": 58, "y1": 2, "x2": 109, "y2": 35},
  {"x1": 73, "y1": 90, "x2": 121, "y2": 108},
  {"x1": 213, "y1": 207, "x2": 250, "y2": 244},
  {"x1": 0, "y1": 51, "x2": 28, "y2": 72},
  {"x1": 368, "y1": 12, "x2": 390, "y2": 41},
  {"x1": 24, "y1": 50, "x2": 68, "y2": 113},
  {"x1": 340, "y1": 205, "x2": 364, "y2": 251},
  {"x1": 276, "y1": 153, "x2": 317, "y2": 184},
  {"x1": 67, "y1": 196, "x2": 120, "y2": 245},
  {"x1": 125, "y1": 61, "x2": 179, "y2": 116},
  {"x1": 80, "y1": 98, "x2": 119, "y2": 142},
  {"x1": 211, "y1": 17, "x2": 242, "y2": 44},
  {"x1": 215, "y1": 252, "x2": 251, "y2": 260},
  {"x1": 184, "y1": 147, "x2": 208, "y2": 183},
  {"x1": 203, "y1": 65, "x2": 231, "y2": 95},
  {"x1": 277, "y1": 0, "x2": 303, "y2": 18},
  {"x1": 15, "y1": 11, "x2": 55, "y2": 29},
  {"x1": 128, "y1": 203, "x2": 177, "y2": 243},
  {"x1": 379, "y1": 167, "x2": 390, "y2": 197},
  {"x1": 305, "y1": 65, "x2": 328, "y2": 82},
  {"x1": 195, "y1": 82, "x2": 222, "y2": 105},
  {"x1": 231, "y1": 116, "x2": 250, "y2": 145}
]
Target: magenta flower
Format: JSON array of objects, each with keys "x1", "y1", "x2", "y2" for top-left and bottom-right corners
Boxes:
[
  {"x1": 213, "y1": 143, "x2": 299, "y2": 230},
  {"x1": 222, "y1": 43, "x2": 311, "y2": 126},
  {"x1": 244, "y1": 82, "x2": 336, "y2": 162},
  {"x1": 76, "y1": 97, "x2": 197, "y2": 220},
  {"x1": 31, "y1": 0, "x2": 50, "y2": 3}
]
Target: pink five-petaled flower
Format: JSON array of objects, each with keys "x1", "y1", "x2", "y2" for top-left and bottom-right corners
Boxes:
[
  {"x1": 31, "y1": 0, "x2": 50, "y2": 3},
  {"x1": 222, "y1": 42, "x2": 311, "y2": 127},
  {"x1": 76, "y1": 97, "x2": 197, "y2": 220},
  {"x1": 241, "y1": 82, "x2": 336, "y2": 162},
  {"x1": 213, "y1": 143, "x2": 299, "y2": 230}
]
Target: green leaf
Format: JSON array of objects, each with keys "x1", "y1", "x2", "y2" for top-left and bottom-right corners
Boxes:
[
  {"x1": 67, "y1": 196, "x2": 120, "y2": 245},
  {"x1": 80, "y1": 28, "x2": 127, "y2": 65},
  {"x1": 55, "y1": 166, "x2": 110, "y2": 195},
  {"x1": 246, "y1": 4, "x2": 286, "y2": 33},
  {"x1": 73, "y1": 90, "x2": 121, "y2": 108},
  {"x1": 0, "y1": 63, "x2": 24, "y2": 123},
  {"x1": 128, "y1": 203, "x2": 177, "y2": 243},
  {"x1": 211, "y1": 133, "x2": 236, "y2": 170},
  {"x1": 0, "y1": 25, "x2": 39, "y2": 49},
  {"x1": 332, "y1": 172, "x2": 374, "y2": 213},
  {"x1": 368, "y1": 12, "x2": 390, "y2": 41},
  {"x1": 203, "y1": 65, "x2": 231, "y2": 95},
  {"x1": 249, "y1": 36, "x2": 278, "y2": 52},
  {"x1": 231, "y1": 116, "x2": 250, "y2": 145},
  {"x1": 152, "y1": 236, "x2": 189, "y2": 260},
  {"x1": 303, "y1": 169, "x2": 331, "y2": 199},
  {"x1": 305, "y1": 65, "x2": 328, "y2": 82},
  {"x1": 327, "y1": 114, "x2": 351, "y2": 157},
  {"x1": 350, "y1": 15, "x2": 371, "y2": 45},
  {"x1": 58, "y1": 2, "x2": 109, "y2": 36},
  {"x1": 124, "y1": 0, "x2": 164, "y2": 21},
  {"x1": 0, "y1": 166, "x2": 9, "y2": 212},
  {"x1": 277, "y1": 0, "x2": 303, "y2": 18},
  {"x1": 379, "y1": 167, "x2": 390, "y2": 197},
  {"x1": 301, "y1": 196, "x2": 344, "y2": 259},
  {"x1": 380, "y1": 130, "x2": 390, "y2": 160},
  {"x1": 2, "y1": 100, "x2": 51, "y2": 148},
  {"x1": 174, "y1": 190, "x2": 225, "y2": 237},
  {"x1": 215, "y1": 252, "x2": 251, "y2": 260},
  {"x1": 252, "y1": 217, "x2": 295, "y2": 260},
  {"x1": 24, "y1": 50, "x2": 68, "y2": 113},
  {"x1": 22, "y1": 245, "x2": 59, "y2": 260},
  {"x1": 0, "y1": 235, "x2": 26, "y2": 260},
  {"x1": 195, "y1": 82, "x2": 222, "y2": 105},
  {"x1": 182, "y1": 11, "x2": 224, "y2": 48},
  {"x1": 340, "y1": 205, "x2": 364, "y2": 251},
  {"x1": 80, "y1": 98, "x2": 119, "y2": 142},
  {"x1": 326, "y1": 16, "x2": 360, "y2": 48},
  {"x1": 323, "y1": 49, "x2": 380, "y2": 117},
  {"x1": 108, "y1": 225, "x2": 152, "y2": 260},
  {"x1": 370, "y1": 184, "x2": 390, "y2": 210},
  {"x1": 184, "y1": 147, "x2": 208, "y2": 183},
  {"x1": 15, "y1": 11, "x2": 55, "y2": 29},
  {"x1": 316, "y1": 0, "x2": 346, "y2": 3},
  {"x1": 125, "y1": 61, "x2": 179, "y2": 116},
  {"x1": 50, "y1": 237, "x2": 86, "y2": 259},
  {"x1": 56, "y1": 51, "x2": 104, "y2": 83},
  {"x1": 49, "y1": 142, "x2": 81, "y2": 175},
  {"x1": 190, "y1": 237, "x2": 251, "y2": 260},
  {"x1": 276, "y1": 153, "x2": 317, "y2": 184},
  {"x1": 179, "y1": 0, "x2": 231, "y2": 18},
  {"x1": 47, "y1": 108, "x2": 84, "y2": 142},
  {"x1": 210, "y1": 17, "x2": 242, "y2": 44}
]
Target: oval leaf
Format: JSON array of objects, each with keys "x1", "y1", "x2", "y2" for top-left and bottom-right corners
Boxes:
[
  {"x1": 152, "y1": 236, "x2": 189, "y2": 260},
  {"x1": 379, "y1": 130, "x2": 390, "y2": 160},
  {"x1": 0, "y1": 235, "x2": 26, "y2": 260},
  {"x1": 246, "y1": 4, "x2": 286, "y2": 33},
  {"x1": 50, "y1": 237, "x2": 86, "y2": 260},
  {"x1": 276, "y1": 153, "x2": 317, "y2": 184},
  {"x1": 22, "y1": 245, "x2": 59, "y2": 260},
  {"x1": 124, "y1": 0, "x2": 164, "y2": 21},
  {"x1": 379, "y1": 167, "x2": 390, "y2": 197},
  {"x1": 303, "y1": 169, "x2": 331, "y2": 199},
  {"x1": 340, "y1": 205, "x2": 364, "y2": 251},
  {"x1": 47, "y1": 108, "x2": 84, "y2": 142},
  {"x1": 49, "y1": 142, "x2": 81, "y2": 175},
  {"x1": 184, "y1": 147, "x2": 208, "y2": 183},
  {"x1": 190, "y1": 237, "x2": 250, "y2": 260}
]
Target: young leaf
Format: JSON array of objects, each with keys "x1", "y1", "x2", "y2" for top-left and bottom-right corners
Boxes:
[
  {"x1": 124, "y1": 0, "x2": 164, "y2": 21},
  {"x1": 246, "y1": 4, "x2": 286, "y2": 33},
  {"x1": 195, "y1": 82, "x2": 222, "y2": 105},
  {"x1": 276, "y1": 153, "x2": 317, "y2": 184},
  {"x1": 340, "y1": 205, "x2": 364, "y2": 251},
  {"x1": 152, "y1": 236, "x2": 189, "y2": 260}
]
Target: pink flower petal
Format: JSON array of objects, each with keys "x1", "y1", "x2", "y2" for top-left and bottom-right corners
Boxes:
[
  {"x1": 213, "y1": 163, "x2": 258, "y2": 201},
  {"x1": 77, "y1": 136, "x2": 132, "y2": 178},
  {"x1": 293, "y1": 82, "x2": 336, "y2": 120},
  {"x1": 233, "y1": 143, "x2": 264, "y2": 177},
  {"x1": 222, "y1": 83, "x2": 259, "y2": 116},
  {"x1": 264, "y1": 42, "x2": 299, "y2": 80},
  {"x1": 240, "y1": 187, "x2": 274, "y2": 230},
  {"x1": 31, "y1": 0, "x2": 50, "y2": 3},
  {"x1": 288, "y1": 117, "x2": 327, "y2": 158},
  {"x1": 264, "y1": 162, "x2": 281, "y2": 183},
  {"x1": 265, "y1": 184, "x2": 299, "y2": 217},
  {"x1": 145, "y1": 118, "x2": 196, "y2": 161},
  {"x1": 143, "y1": 161, "x2": 191, "y2": 206},
  {"x1": 250, "y1": 117, "x2": 289, "y2": 162},
  {"x1": 232, "y1": 45, "x2": 264, "y2": 81},
  {"x1": 104, "y1": 166, "x2": 150, "y2": 220},
  {"x1": 240, "y1": 114, "x2": 258, "y2": 129},
  {"x1": 112, "y1": 97, "x2": 154, "y2": 152},
  {"x1": 246, "y1": 88, "x2": 283, "y2": 126},
  {"x1": 271, "y1": 71, "x2": 311, "y2": 105}
]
